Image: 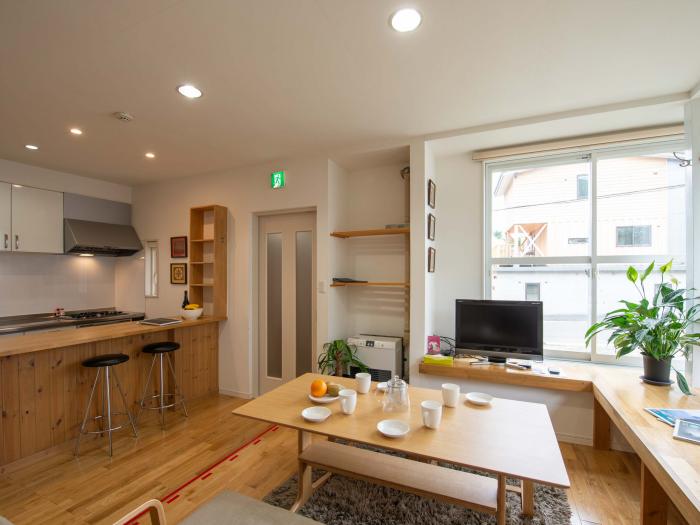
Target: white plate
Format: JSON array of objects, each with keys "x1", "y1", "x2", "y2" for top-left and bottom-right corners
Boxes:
[
  {"x1": 308, "y1": 394, "x2": 339, "y2": 404},
  {"x1": 465, "y1": 392, "x2": 493, "y2": 406},
  {"x1": 301, "y1": 406, "x2": 331, "y2": 423},
  {"x1": 377, "y1": 419, "x2": 410, "y2": 438}
]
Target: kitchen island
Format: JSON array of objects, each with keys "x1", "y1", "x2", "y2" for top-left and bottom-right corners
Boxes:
[{"x1": 0, "y1": 316, "x2": 223, "y2": 467}]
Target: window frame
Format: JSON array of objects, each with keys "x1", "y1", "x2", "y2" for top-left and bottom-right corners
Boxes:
[
  {"x1": 483, "y1": 139, "x2": 691, "y2": 364},
  {"x1": 615, "y1": 225, "x2": 652, "y2": 248},
  {"x1": 144, "y1": 240, "x2": 159, "y2": 298}
]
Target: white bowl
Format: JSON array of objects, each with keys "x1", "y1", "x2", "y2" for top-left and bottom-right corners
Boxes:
[
  {"x1": 308, "y1": 394, "x2": 339, "y2": 404},
  {"x1": 465, "y1": 392, "x2": 493, "y2": 406},
  {"x1": 181, "y1": 307, "x2": 203, "y2": 320},
  {"x1": 377, "y1": 419, "x2": 410, "y2": 438},
  {"x1": 301, "y1": 406, "x2": 331, "y2": 423}
]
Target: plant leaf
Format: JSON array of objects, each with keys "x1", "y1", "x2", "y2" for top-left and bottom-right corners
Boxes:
[
  {"x1": 659, "y1": 259, "x2": 673, "y2": 274},
  {"x1": 674, "y1": 369, "x2": 693, "y2": 395},
  {"x1": 640, "y1": 261, "x2": 654, "y2": 282},
  {"x1": 627, "y1": 266, "x2": 638, "y2": 283}
]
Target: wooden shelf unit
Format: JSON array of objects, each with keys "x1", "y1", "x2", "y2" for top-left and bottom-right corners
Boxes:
[
  {"x1": 330, "y1": 227, "x2": 409, "y2": 238},
  {"x1": 189, "y1": 205, "x2": 227, "y2": 317}
]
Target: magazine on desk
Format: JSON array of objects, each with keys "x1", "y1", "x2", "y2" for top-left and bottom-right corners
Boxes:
[
  {"x1": 673, "y1": 419, "x2": 700, "y2": 445},
  {"x1": 644, "y1": 408, "x2": 700, "y2": 427}
]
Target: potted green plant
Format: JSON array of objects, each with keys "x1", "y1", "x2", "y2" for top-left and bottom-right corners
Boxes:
[
  {"x1": 585, "y1": 260, "x2": 697, "y2": 395},
  {"x1": 318, "y1": 339, "x2": 368, "y2": 377}
]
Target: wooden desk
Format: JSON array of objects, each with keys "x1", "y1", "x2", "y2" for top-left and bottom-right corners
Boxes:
[
  {"x1": 419, "y1": 359, "x2": 700, "y2": 524},
  {"x1": 234, "y1": 373, "x2": 569, "y2": 524}
]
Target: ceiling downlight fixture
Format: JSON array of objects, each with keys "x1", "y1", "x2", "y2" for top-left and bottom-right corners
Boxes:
[
  {"x1": 70, "y1": 128, "x2": 83, "y2": 135},
  {"x1": 177, "y1": 84, "x2": 203, "y2": 99},
  {"x1": 25, "y1": 144, "x2": 39, "y2": 150},
  {"x1": 145, "y1": 152, "x2": 156, "y2": 159},
  {"x1": 390, "y1": 8, "x2": 422, "y2": 32}
]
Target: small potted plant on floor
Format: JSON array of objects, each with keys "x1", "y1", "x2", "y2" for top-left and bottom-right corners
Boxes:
[
  {"x1": 585, "y1": 260, "x2": 698, "y2": 394},
  {"x1": 318, "y1": 339, "x2": 368, "y2": 377}
]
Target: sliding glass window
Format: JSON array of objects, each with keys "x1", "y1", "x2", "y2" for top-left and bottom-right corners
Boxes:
[{"x1": 484, "y1": 141, "x2": 691, "y2": 362}]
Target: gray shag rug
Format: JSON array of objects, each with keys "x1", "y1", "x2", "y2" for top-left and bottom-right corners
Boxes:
[{"x1": 264, "y1": 450, "x2": 571, "y2": 524}]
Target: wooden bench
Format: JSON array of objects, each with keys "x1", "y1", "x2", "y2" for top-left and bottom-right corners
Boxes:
[{"x1": 298, "y1": 440, "x2": 499, "y2": 516}]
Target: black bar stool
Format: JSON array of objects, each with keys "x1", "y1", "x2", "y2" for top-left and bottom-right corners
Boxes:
[
  {"x1": 75, "y1": 353, "x2": 138, "y2": 457},
  {"x1": 137, "y1": 341, "x2": 188, "y2": 428}
]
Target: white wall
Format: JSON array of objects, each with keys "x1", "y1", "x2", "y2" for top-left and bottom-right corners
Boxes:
[
  {"x1": 0, "y1": 158, "x2": 131, "y2": 203},
  {"x1": 0, "y1": 253, "x2": 115, "y2": 316},
  {"x1": 132, "y1": 156, "x2": 331, "y2": 398},
  {"x1": 328, "y1": 162, "x2": 408, "y2": 340}
]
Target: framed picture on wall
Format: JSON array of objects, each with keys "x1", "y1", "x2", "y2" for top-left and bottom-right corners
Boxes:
[
  {"x1": 428, "y1": 247, "x2": 436, "y2": 273},
  {"x1": 427, "y1": 213, "x2": 436, "y2": 241},
  {"x1": 170, "y1": 263, "x2": 187, "y2": 284},
  {"x1": 170, "y1": 236, "x2": 188, "y2": 258},
  {"x1": 428, "y1": 179, "x2": 436, "y2": 209}
]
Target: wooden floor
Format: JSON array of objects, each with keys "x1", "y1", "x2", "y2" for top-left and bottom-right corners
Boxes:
[{"x1": 0, "y1": 394, "x2": 688, "y2": 524}]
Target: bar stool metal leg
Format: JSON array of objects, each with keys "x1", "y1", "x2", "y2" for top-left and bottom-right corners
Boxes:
[
  {"x1": 105, "y1": 366, "x2": 113, "y2": 456},
  {"x1": 113, "y1": 368, "x2": 138, "y2": 438},
  {"x1": 159, "y1": 354, "x2": 166, "y2": 429},
  {"x1": 166, "y1": 353, "x2": 188, "y2": 417},
  {"x1": 136, "y1": 354, "x2": 157, "y2": 425},
  {"x1": 75, "y1": 368, "x2": 101, "y2": 456}
]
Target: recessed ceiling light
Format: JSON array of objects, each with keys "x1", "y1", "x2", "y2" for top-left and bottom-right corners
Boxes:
[
  {"x1": 177, "y1": 84, "x2": 202, "y2": 98},
  {"x1": 390, "y1": 8, "x2": 422, "y2": 32},
  {"x1": 69, "y1": 128, "x2": 83, "y2": 135},
  {"x1": 145, "y1": 152, "x2": 156, "y2": 159},
  {"x1": 12, "y1": 184, "x2": 23, "y2": 188},
  {"x1": 78, "y1": 253, "x2": 94, "y2": 257},
  {"x1": 25, "y1": 144, "x2": 39, "y2": 150}
]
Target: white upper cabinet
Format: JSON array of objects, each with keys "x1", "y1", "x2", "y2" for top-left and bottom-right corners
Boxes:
[
  {"x1": 0, "y1": 182, "x2": 10, "y2": 251},
  {"x1": 11, "y1": 185, "x2": 63, "y2": 253}
]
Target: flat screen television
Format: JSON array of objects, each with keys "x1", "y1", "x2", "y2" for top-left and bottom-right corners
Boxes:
[{"x1": 455, "y1": 299, "x2": 543, "y2": 363}]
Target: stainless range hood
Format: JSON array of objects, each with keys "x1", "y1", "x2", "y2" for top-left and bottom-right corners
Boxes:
[{"x1": 64, "y1": 218, "x2": 143, "y2": 256}]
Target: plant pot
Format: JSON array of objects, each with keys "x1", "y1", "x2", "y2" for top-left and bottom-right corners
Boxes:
[{"x1": 642, "y1": 354, "x2": 672, "y2": 384}]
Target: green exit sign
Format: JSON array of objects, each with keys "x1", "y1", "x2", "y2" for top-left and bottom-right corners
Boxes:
[{"x1": 271, "y1": 170, "x2": 286, "y2": 189}]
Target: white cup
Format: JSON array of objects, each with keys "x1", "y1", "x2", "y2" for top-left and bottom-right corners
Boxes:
[
  {"x1": 355, "y1": 372, "x2": 371, "y2": 394},
  {"x1": 339, "y1": 389, "x2": 357, "y2": 414},
  {"x1": 442, "y1": 383, "x2": 460, "y2": 407},
  {"x1": 421, "y1": 400, "x2": 443, "y2": 429}
]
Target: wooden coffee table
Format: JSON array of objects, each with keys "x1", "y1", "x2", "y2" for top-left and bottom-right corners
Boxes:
[{"x1": 233, "y1": 373, "x2": 569, "y2": 524}]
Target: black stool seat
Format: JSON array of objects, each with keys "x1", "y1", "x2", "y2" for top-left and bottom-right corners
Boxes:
[
  {"x1": 142, "y1": 341, "x2": 181, "y2": 354},
  {"x1": 82, "y1": 353, "x2": 129, "y2": 368}
]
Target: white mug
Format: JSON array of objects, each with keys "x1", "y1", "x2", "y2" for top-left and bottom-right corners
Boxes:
[
  {"x1": 442, "y1": 383, "x2": 460, "y2": 407},
  {"x1": 421, "y1": 400, "x2": 443, "y2": 429},
  {"x1": 355, "y1": 372, "x2": 371, "y2": 394},
  {"x1": 339, "y1": 389, "x2": 357, "y2": 414}
]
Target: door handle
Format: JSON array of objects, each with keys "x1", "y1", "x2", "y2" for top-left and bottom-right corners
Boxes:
[
  {"x1": 14, "y1": 234, "x2": 19, "y2": 250},
  {"x1": 3, "y1": 233, "x2": 7, "y2": 250}
]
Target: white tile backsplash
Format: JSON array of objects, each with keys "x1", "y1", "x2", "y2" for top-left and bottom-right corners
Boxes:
[{"x1": 0, "y1": 252, "x2": 116, "y2": 316}]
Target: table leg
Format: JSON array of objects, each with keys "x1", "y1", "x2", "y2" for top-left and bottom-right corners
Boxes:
[
  {"x1": 593, "y1": 397, "x2": 611, "y2": 450},
  {"x1": 496, "y1": 474, "x2": 506, "y2": 525},
  {"x1": 641, "y1": 464, "x2": 668, "y2": 525},
  {"x1": 521, "y1": 479, "x2": 534, "y2": 516},
  {"x1": 291, "y1": 430, "x2": 313, "y2": 513}
]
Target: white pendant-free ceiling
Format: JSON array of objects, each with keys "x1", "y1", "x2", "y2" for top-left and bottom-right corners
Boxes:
[{"x1": 0, "y1": 0, "x2": 698, "y2": 185}]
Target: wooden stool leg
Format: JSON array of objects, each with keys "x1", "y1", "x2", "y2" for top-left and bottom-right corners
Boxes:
[
  {"x1": 521, "y1": 479, "x2": 534, "y2": 516},
  {"x1": 291, "y1": 430, "x2": 313, "y2": 513},
  {"x1": 641, "y1": 464, "x2": 668, "y2": 525},
  {"x1": 496, "y1": 474, "x2": 506, "y2": 525}
]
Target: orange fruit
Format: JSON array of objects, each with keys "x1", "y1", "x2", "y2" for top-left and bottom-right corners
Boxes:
[{"x1": 310, "y1": 379, "x2": 327, "y2": 397}]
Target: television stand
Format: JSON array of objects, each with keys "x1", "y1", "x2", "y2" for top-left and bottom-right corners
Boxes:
[{"x1": 487, "y1": 356, "x2": 506, "y2": 364}]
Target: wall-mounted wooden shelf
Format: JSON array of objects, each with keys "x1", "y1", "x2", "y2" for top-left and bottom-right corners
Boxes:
[
  {"x1": 331, "y1": 227, "x2": 409, "y2": 238},
  {"x1": 189, "y1": 205, "x2": 227, "y2": 317},
  {"x1": 330, "y1": 281, "x2": 409, "y2": 288}
]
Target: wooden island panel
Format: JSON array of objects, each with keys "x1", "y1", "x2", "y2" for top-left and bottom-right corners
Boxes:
[{"x1": 0, "y1": 322, "x2": 219, "y2": 467}]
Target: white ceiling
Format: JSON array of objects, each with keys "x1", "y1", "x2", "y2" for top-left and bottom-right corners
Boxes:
[{"x1": 1, "y1": 0, "x2": 699, "y2": 185}]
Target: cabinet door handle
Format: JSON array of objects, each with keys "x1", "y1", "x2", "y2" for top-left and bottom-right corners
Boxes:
[
  {"x1": 14, "y1": 234, "x2": 19, "y2": 250},
  {"x1": 3, "y1": 233, "x2": 7, "y2": 250}
]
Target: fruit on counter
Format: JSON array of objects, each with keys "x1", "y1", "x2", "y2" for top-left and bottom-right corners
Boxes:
[
  {"x1": 310, "y1": 379, "x2": 327, "y2": 398},
  {"x1": 184, "y1": 304, "x2": 201, "y2": 310},
  {"x1": 326, "y1": 382, "x2": 342, "y2": 397}
]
